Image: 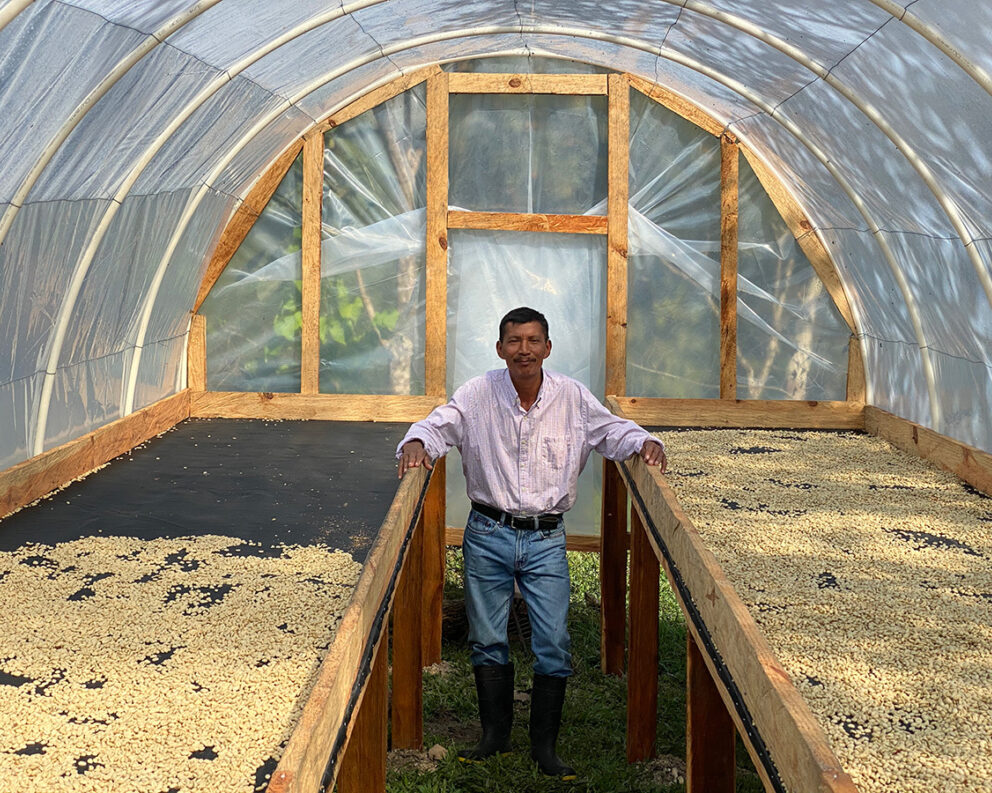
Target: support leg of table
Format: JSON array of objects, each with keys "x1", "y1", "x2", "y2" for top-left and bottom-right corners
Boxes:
[
  {"x1": 337, "y1": 636, "x2": 388, "y2": 793},
  {"x1": 626, "y1": 508, "x2": 659, "y2": 762},
  {"x1": 601, "y1": 459, "x2": 628, "y2": 675},
  {"x1": 392, "y1": 510, "x2": 424, "y2": 750},
  {"x1": 686, "y1": 631, "x2": 736, "y2": 793}
]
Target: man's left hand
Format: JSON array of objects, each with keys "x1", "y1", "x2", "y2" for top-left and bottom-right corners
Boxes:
[{"x1": 640, "y1": 440, "x2": 668, "y2": 472}]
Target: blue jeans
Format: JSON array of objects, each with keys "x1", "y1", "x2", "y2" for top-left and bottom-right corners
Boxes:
[{"x1": 462, "y1": 508, "x2": 572, "y2": 677}]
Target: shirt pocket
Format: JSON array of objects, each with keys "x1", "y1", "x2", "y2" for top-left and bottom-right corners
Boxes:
[{"x1": 542, "y1": 437, "x2": 572, "y2": 471}]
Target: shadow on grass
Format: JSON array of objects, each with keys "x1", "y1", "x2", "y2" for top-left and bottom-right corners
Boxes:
[{"x1": 386, "y1": 551, "x2": 765, "y2": 793}]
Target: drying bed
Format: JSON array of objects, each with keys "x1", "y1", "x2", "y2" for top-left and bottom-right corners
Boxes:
[
  {"x1": 0, "y1": 419, "x2": 409, "y2": 792},
  {"x1": 657, "y1": 428, "x2": 992, "y2": 793}
]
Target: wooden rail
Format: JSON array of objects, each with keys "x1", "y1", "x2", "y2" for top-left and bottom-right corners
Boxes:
[
  {"x1": 604, "y1": 398, "x2": 858, "y2": 793},
  {"x1": 269, "y1": 464, "x2": 443, "y2": 793}
]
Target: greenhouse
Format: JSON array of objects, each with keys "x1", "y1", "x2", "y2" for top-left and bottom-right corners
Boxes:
[{"x1": 0, "y1": 1, "x2": 990, "y2": 792}]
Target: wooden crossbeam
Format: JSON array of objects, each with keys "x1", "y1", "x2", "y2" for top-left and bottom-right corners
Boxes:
[
  {"x1": 447, "y1": 72, "x2": 608, "y2": 95},
  {"x1": 612, "y1": 396, "x2": 865, "y2": 429},
  {"x1": 189, "y1": 392, "x2": 443, "y2": 422},
  {"x1": 447, "y1": 210, "x2": 607, "y2": 235}
]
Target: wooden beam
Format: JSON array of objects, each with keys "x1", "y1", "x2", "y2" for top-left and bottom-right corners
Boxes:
[
  {"x1": 301, "y1": 130, "x2": 323, "y2": 395},
  {"x1": 626, "y1": 507, "x2": 659, "y2": 763},
  {"x1": 619, "y1": 454, "x2": 858, "y2": 793},
  {"x1": 739, "y1": 146, "x2": 858, "y2": 336},
  {"x1": 864, "y1": 406, "x2": 992, "y2": 496},
  {"x1": 0, "y1": 391, "x2": 190, "y2": 521},
  {"x1": 846, "y1": 336, "x2": 866, "y2": 404},
  {"x1": 187, "y1": 314, "x2": 207, "y2": 392},
  {"x1": 447, "y1": 210, "x2": 607, "y2": 235},
  {"x1": 190, "y1": 392, "x2": 444, "y2": 422},
  {"x1": 628, "y1": 75, "x2": 724, "y2": 137},
  {"x1": 315, "y1": 65, "x2": 442, "y2": 135},
  {"x1": 194, "y1": 141, "x2": 302, "y2": 313},
  {"x1": 425, "y1": 72, "x2": 449, "y2": 398},
  {"x1": 447, "y1": 72, "x2": 608, "y2": 95},
  {"x1": 269, "y1": 468, "x2": 429, "y2": 793},
  {"x1": 444, "y1": 527, "x2": 604, "y2": 553},
  {"x1": 720, "y1": 135, "x2": 739, "y2": 400},
  {"x1": 606, "y1": 73, "x2": 630, "y2": 398},
  {"x1": 421, "y1": 457, "x2": 446, "y2": 665},
  {"x1": 392, "y1": 508, "x2": 424, "y2": 750},
  {"x1": 600, "y1": 458, "x2": 627, "y2": 676},
  {"x1": 611, "y1": 396, "x2": 865, "y2": 430},
  {"x1": 686, "y1": 632, "x2": 736, "y2": 793},
  {"x1": 336, "y1": 633, "x2": 388, "y2": 793}
]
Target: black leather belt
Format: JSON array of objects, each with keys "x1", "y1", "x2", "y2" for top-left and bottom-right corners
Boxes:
[{"x1": 471, "y1": 501, "x2": 562, "y2": 532}]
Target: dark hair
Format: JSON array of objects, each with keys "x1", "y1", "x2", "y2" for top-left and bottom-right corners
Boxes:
[{"x1": 499, "y1": 307, "x2": 550, "y2": 341}]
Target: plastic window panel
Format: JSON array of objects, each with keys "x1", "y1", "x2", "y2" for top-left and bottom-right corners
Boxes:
[
  {"x1": 449, "y1": 93, "x2": 608, "y2": 215},
  {"x1": 864, "y1": 338, "x2": 931, "y2": 430},
  {"x1": 0, "y1": 375, "x2": 39, "y2": 470},
  {"x1": 166, "y1": 0, "x2": 344, "y2": 72},
  {"x1": 664, "y1": 11, "x2": 814, "y2": 105},
  {"x1": 32, "y1": 44, "x2": 225, "y2": 202},
  {"x1": 0, "y1": 199, "x2": 115, "y2": 385},
  {"x1": 736, "y1": 157, "x2": 849, "y2": 400},
  {"x1": 134, "y1": 335, "x2": 186, "y2": 411},
  {"x1": 43, "y1": 352, "x2": 128, "y2": 453},
  {"x1": 0, "y1": 3, "x2": 146, "y2": 202},
  {"x1": 930, "y1": 350, "x2": 992, "y2": 454},
  {"x1": 200, "y1": 154, "x2": 304, "y2": 393},
  {"x1": 828, "y1": 18, "x2": 992, "y2": 240},
  {"x1": 878, "y1": 232, "x2": 988, "y2": 362},
  {"x1": 445, "y1": 228, "x2": 607, "y2": 536},
  {"x1": 774, "y1": 78, "x2": 955, "y2": 237}
]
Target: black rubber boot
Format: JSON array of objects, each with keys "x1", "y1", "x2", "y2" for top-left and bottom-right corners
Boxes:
[
  {"x1": 457, "y1": 663, "x2": 515, "y2": 762},
  {"x1": 529, "y1": 673, "x2": 576, "y2": 780}
]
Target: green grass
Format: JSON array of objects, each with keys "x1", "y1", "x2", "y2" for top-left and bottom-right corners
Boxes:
[{"x1": 386, "y1": 550, "x2": 765, "y2": 792}]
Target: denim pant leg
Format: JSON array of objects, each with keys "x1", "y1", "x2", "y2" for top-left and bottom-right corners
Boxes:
[
  {"x1": 516, "y1": 520, "x2": 572, "y2": 678},
  {"x1": 462, "y1": 510, "x2": 516, "y2": 667}
]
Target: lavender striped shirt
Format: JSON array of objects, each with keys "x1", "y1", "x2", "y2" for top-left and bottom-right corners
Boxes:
[{"x1": 397, "y1": 368, "x2": 661, "y2": 516}]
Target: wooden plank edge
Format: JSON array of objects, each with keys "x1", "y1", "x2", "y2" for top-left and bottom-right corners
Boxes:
[
  {"x1": 0, "y1": 390, "x2": 191, "y2": 521},
  {"x1": 612, "y1": 397, "x2": 866, "y2": 430},
  {"x1": 444, "y1": 526, "x2": 604, "y2": 552},
  {"x1": 189, "y1": 392, "x2": 444, "y2": 422},
  {"x1": 628, "y1": 75, "x2": 724, "y2": 137},
  {"x1": 622, "y1": 456, "x2": 858, "y2": 793},
  {"x1": 447, "y1": 210, "x2": 607, "y2": 234},
  {"x1": 270, "y1": 468, "x2": 429, "y2": 793},
  {"x1": 448, "y1": 72, "x2": 608, "y2": 95},
  {"x1": 194, "y1": 141, "x2": 302, "y2": 313},
  {"x1": 864, "y1": 405, "x2": 992, "y2": 496},
  {"x1": 316, "y1": 65, "x2": 442, "y2": 135}
]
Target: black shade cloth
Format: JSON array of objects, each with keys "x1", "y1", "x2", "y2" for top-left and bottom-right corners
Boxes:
[{"x1": 0, "y1": 419, "x2": 410, "y2": 563}]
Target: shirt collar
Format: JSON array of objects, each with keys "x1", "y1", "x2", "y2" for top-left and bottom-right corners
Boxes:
[{"x1": 498, "y1": 367, "x2": 557, "y2": 410}]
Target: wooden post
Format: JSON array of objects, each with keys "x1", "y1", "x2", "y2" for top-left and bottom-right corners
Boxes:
[
  {"x1": 392, "y1": 510, "x2": 424, "y2": 749},
  {"x1": 600, "y1": 459, "x2": 627, "y2": 676},
  {"x1": 846, "y1": 336, "x2": 866, "y2": 403},
  {"x1": 301, "y1": 130, "x2": 323, "y2": 395},
  {"x1": 720, "y1": 135, "x2": 739, "y2": 400},
  {"x1": 187, "y1": 314, "x2": 206, "y2": 391},
  {"x1": 686, "y1": 632, "x2": 736, "y2": 793},
  {"x1": 425, "y1": 73, "x2": 449, "y2": 398},
  {"x1": 421, "y1": 457, "x2": 446, "y2": 665},
  {"x1": 337, "y1": 637, "x2": 388, "y2": 793},
  {"x1": 606, "y1": 73, "x2": 630, "y2": 398},
  {"x1": 626, "y1": 507, "x2": 659, "y2": 762}
]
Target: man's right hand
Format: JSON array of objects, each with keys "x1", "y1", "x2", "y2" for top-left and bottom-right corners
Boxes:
[{"x1": 397, "y1": 440, "x2": 433, "y2": 478}]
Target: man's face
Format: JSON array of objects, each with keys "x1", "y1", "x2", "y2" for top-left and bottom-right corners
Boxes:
[{"x1": 496, "y1": 321, "x2": 552, "y2": 379}]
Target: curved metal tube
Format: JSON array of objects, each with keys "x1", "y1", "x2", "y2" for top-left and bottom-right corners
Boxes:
[
  {"x1": 30, "y1": 0, "x2": 392, "y2": 454},
  {"x1": 0, "y1": 0, "x2": 225, "y2": 246}
]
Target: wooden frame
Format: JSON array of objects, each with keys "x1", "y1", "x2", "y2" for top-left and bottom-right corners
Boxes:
[
  {"x1": 0, "y1": 390, "x2": 191, "y2": 521},
  {"x1": 301, "y1": 130, "x2": 323, "y2": 395},
  {"x1": 613, "y1": 396, "x2": 865, "y2": 430},
  {"x1": 606, "y1": 73, "x2": 630, "y2": 397},
  {"x1": 425, "y1": 72, "x2": 449, "y2": 398},
  {"x1": 187, "y1": 314, "x2": 206, "y2": 392},
  {"x1": 447, "y1": 210, "x2": 607, "y2": 235},
  {"x1": 269, "y1": 467, "x2": 431, "y2": 793},
  {"x1": 448, "y1": 72, "x2": 608, "y2": 95},
  {"x1": 720, "y1": 135, "x2": 739, "y2": 400},
  {"x1": 190, "y1": 392, "x2": 444, "y2": 422}
]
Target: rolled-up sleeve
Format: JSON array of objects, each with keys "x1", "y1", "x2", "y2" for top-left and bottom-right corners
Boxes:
[
  {"x1": 581, "y1": 386, "x2": 662, "y2": 461},
  {"x1": 395, "y1": 384, "x2": 471, "y2": 461}
]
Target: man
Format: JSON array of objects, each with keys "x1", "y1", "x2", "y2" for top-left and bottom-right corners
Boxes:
[{"x1": 396, "y1": 307, "x2": 666, "y2": 779}]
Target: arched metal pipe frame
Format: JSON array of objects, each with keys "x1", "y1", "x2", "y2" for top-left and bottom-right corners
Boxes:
[{"x1": 5, "y1": 1, "x2": 985, "y2": 449}]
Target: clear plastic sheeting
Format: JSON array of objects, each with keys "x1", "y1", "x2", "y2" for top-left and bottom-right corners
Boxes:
[
  {"x1": 449, "y1": 93, "x2": 608, "y2": 214},
  {"x1": 736, "y1": 157, "x2": 849, "y2": 400},
  {"x1": 320, "y1": 86, "x2": 428, "y2": 395},
  {"x1": 44, "y1": 353, "x2": 128, "y2": 452},
  {"x1": 132, "y1": 335, "x2": 186, "y2": 412},
  {"x1": 201, "y1": 154, "x2": 304, "y2": 392},
  {"x1": 0, "y1": 375, "x2": 39, "y2": 471},
  {"x1": 446, "y1": 229, "x2": 607, "y2": 536},
  {"x1": 626, "y1": 90, "x2": 721, "y2": 397}
]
